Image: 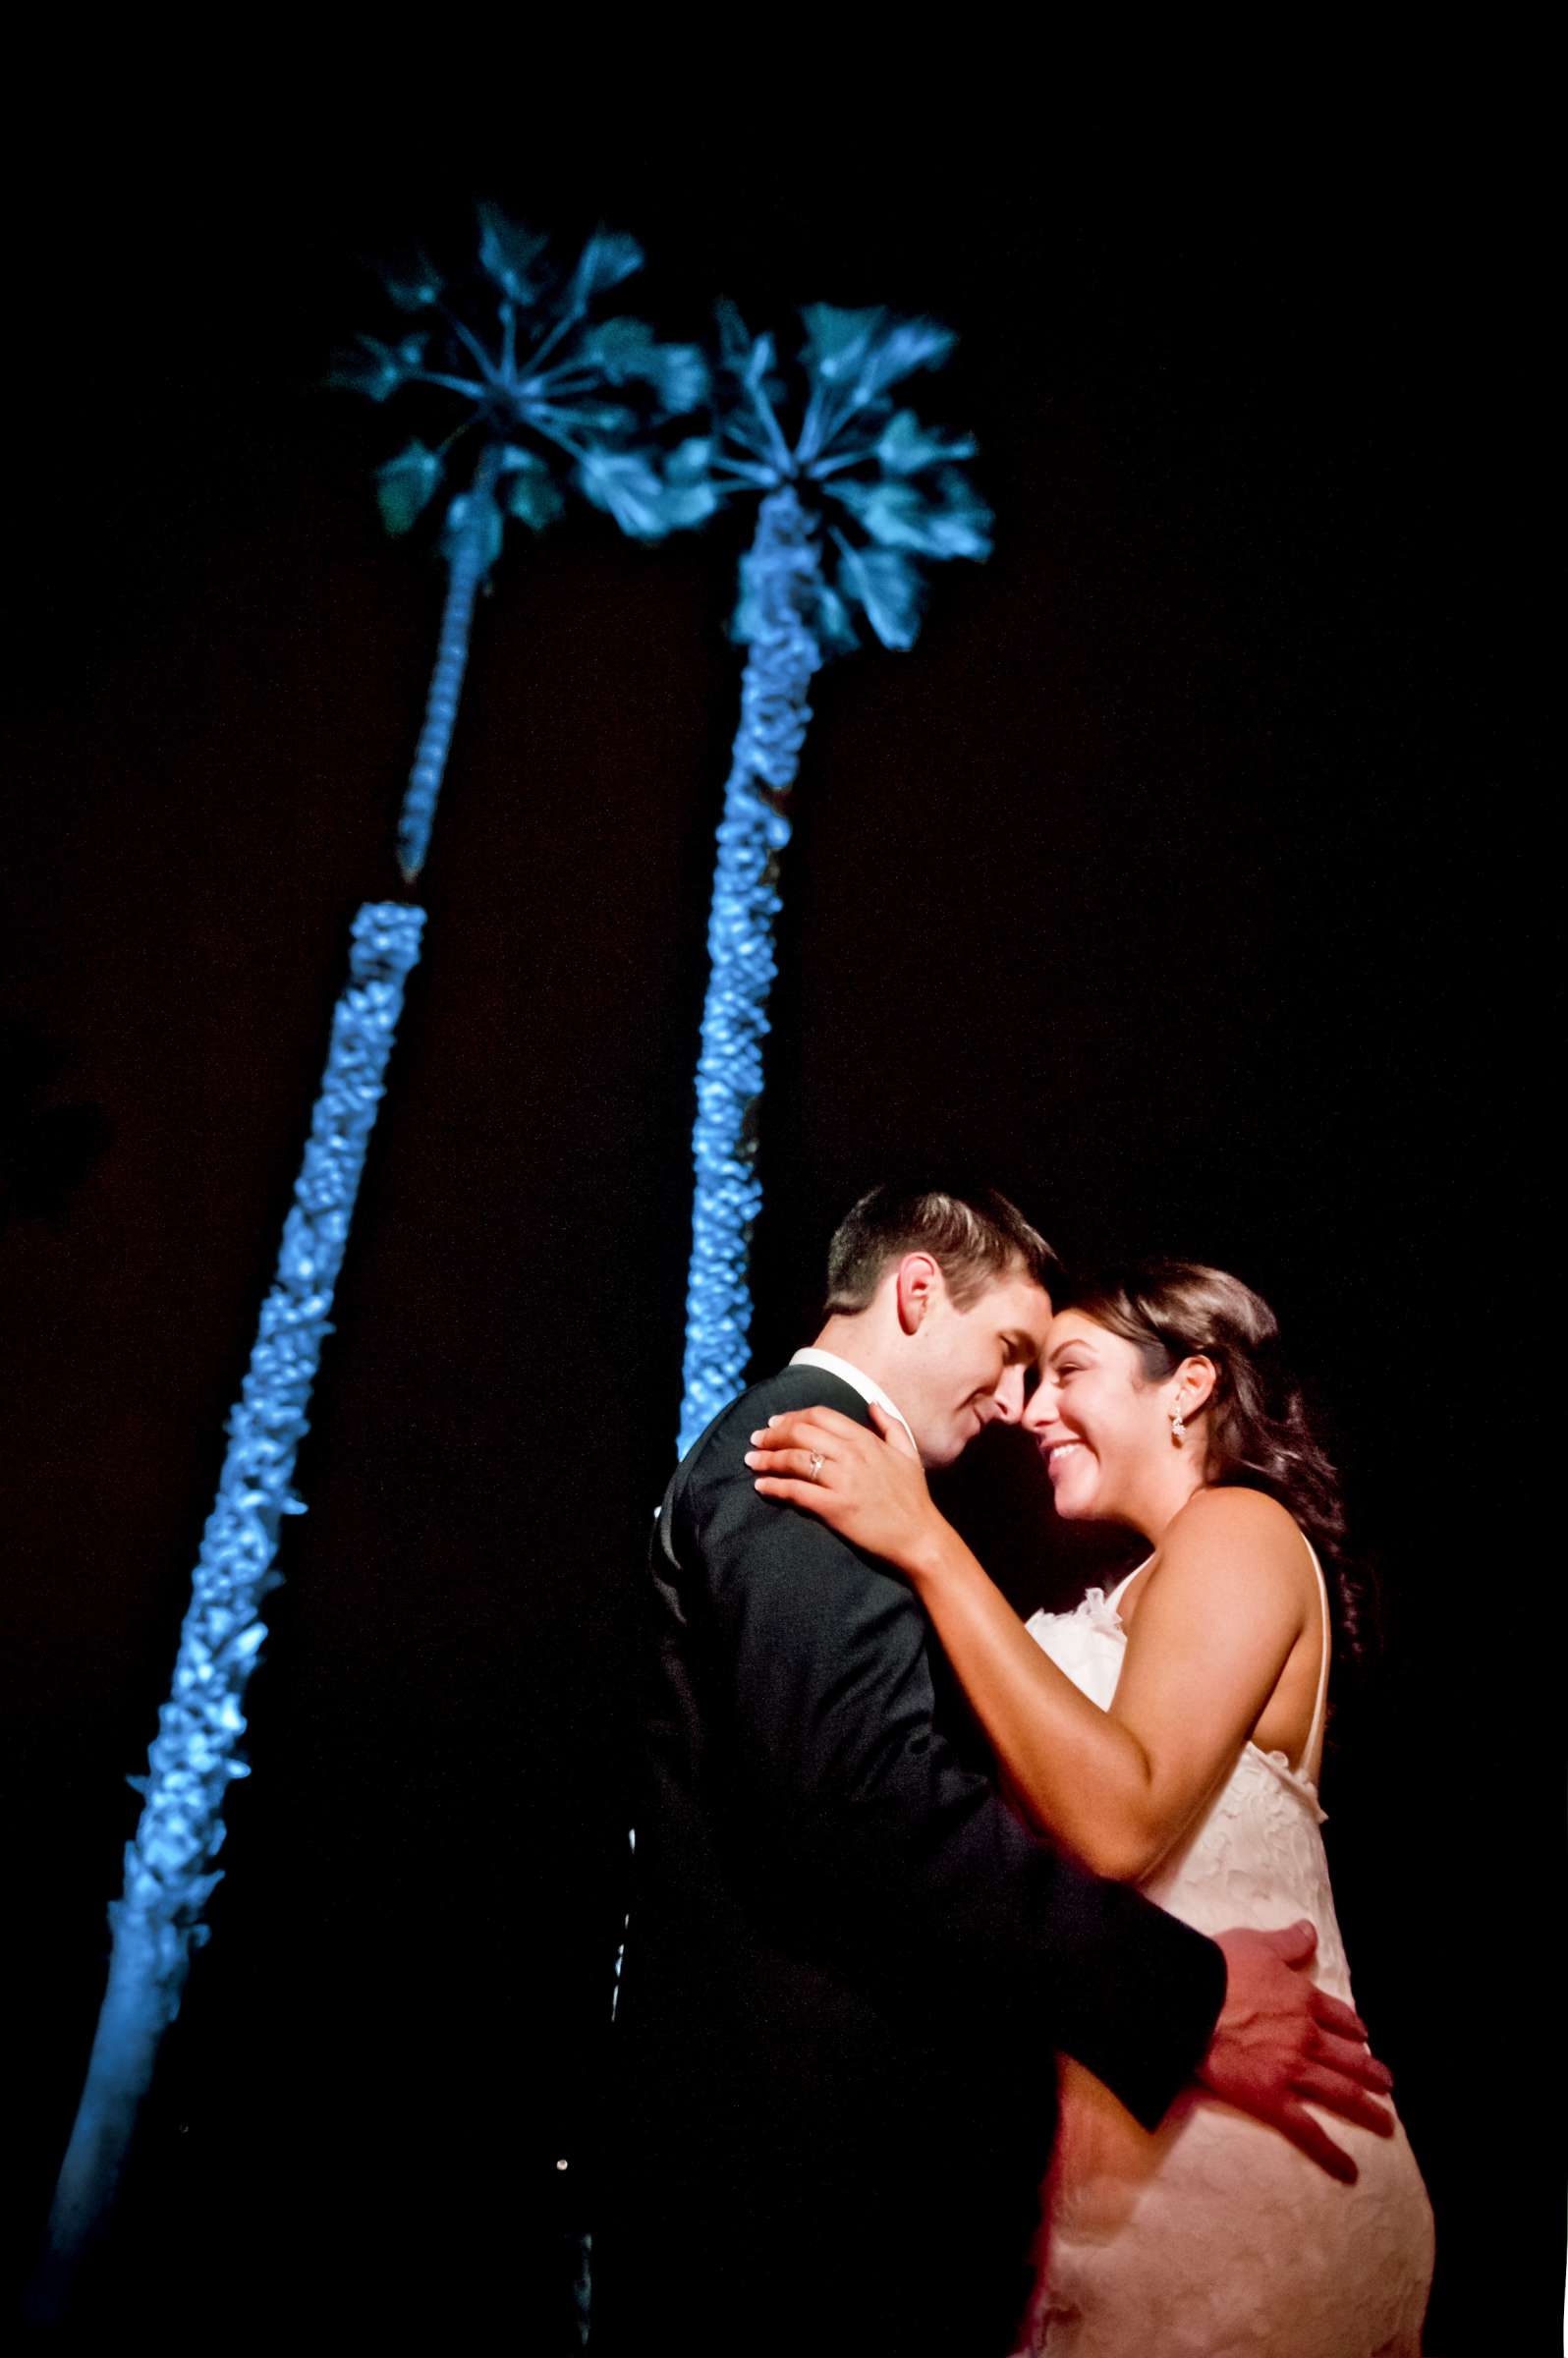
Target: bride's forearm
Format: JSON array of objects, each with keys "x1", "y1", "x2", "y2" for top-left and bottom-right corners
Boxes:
[{"x1": 908, "y1": 1527, "x2": 1167, "y2": 1881}]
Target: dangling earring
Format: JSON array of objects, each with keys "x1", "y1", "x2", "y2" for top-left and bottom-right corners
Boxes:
[{"x1": 1170, "y1": 1406, "x2": 1187, "y2": 1446}]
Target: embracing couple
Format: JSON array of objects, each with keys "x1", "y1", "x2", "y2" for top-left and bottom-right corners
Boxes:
[{"x1": 594, "y1": 1185, "x2": 1433, "y2": 2356}]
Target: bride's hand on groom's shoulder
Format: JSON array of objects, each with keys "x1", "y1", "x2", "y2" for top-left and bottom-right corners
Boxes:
[
  {"x1": 1200, "y1": 1921, "x2": 1397, "y2": 2183},
  {"x1": 746, "y1": 1404, "x2": 940, "y2": 1575}
]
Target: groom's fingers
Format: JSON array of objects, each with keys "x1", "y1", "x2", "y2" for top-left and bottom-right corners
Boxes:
[
  {"x1": 1309, "y1": 2027, "x2": 1393, "y2": 2095},
  {"x1": 1307, "y1": 1990, "x2": 1370, "y2": 2044},
  {"x1": 1271, "y1": 2105, "x2": 1360, "y2": 2185},
  {"x1": 1290, "y1": 2069, "x2": 1396, "y2": 2138}
]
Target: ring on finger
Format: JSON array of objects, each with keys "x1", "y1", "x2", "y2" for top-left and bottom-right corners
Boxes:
[{"x1": 807, "y1": 1451, "x2": 825, "y2": 1482}]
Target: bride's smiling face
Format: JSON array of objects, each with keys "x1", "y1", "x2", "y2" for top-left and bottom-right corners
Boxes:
[{"x1": 1022, "y1": 1310, "x2": 1175, "y2": 1522}]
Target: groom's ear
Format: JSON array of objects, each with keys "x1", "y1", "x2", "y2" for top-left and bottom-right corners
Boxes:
[{"x1": 893, "y1": 1253, "x2": 942, "y2": 1334}]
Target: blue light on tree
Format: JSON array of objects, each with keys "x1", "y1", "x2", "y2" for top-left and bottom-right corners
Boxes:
[
  {"x1": 333, "y1": 207, "x2": 714, "y2": 881},
  {"x1": 676, "y1": 307, "x2": 991, "y2": 1453},
  {"x1": 30, "y1": 902, "x2": 425, "y2": 2318}
]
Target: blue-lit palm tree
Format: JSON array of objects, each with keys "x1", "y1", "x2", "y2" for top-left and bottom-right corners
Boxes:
[
  {"x1": 30, "y1": 214, "x2": 715, "y2": 2320},
  {"x1": 676, "y1": 306, "x2": 991, "y2": 1453},
  {"x1": 331, "y1": 207, "x2": 713, "y2": 879},
  {"x1": 29, "y1": 905, "x2": 425, "y2": 2320}
]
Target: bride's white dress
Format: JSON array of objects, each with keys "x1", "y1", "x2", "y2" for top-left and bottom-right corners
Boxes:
[{"x1": 1016, "y1": 1553, "x2": 1433, "y2": 2357}]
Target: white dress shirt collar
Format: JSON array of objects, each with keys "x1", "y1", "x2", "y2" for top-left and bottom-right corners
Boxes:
[{"x1": 788, "y1": 1347, "x2": 919, "y2": 1455}]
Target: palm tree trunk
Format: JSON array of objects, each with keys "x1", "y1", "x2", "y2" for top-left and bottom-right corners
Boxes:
[
  {"x1": 397, "y1": 445, "x2": 503, "y2": 882},
  {"x1": 28, "y1": 901, "x2": 425, "y2": 2323},
  {"x1": 677, "y1": 486, "x2": 823, "y2": 1456}
]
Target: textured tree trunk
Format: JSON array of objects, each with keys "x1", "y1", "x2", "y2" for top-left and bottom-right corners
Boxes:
[
  {"x1": 678, "y1": 486, "x2": 823, "y2": 1456},
  {"x1": 28, "y1": 902, "x2": 425, "y2": 2323},
  {"x1": 397, "y1": 444, "x2": 504, "y2": 882}
]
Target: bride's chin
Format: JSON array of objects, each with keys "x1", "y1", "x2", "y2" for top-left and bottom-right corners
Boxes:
[{"x1": 1048, "y1": 1474, "x2": 1096, "y2": 1521}]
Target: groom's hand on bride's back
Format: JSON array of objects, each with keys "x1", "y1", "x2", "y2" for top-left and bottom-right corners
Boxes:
[{"x1": 1199, "y1": 1921, "x2": 1396, "y2": 2183}]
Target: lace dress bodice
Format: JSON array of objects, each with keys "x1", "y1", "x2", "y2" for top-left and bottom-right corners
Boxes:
[{"x1": 1013, "y1": 1555, "x2": 1432, "y2": 2357}]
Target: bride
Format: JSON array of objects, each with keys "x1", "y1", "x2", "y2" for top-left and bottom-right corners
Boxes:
[{"x1": 749, "y1": 1258, "x2": 1433, "y2": 2356}]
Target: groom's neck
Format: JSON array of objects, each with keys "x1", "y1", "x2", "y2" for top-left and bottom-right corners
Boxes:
[{"x1": 809, "y1": 1311, "x2": 901, "y2": 1400}]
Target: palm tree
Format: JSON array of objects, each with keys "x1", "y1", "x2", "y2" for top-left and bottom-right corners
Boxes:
[
  {"x1": 29, "y1": 212, "x2": 721, "y2": 2319},
  {"x1": 332, "y1": 206, "x2": 713, "y2": 880},
  {"x1": 30, "y1": 903, "x2": 426, "y2": 2319},
  {"x1": 676, "y1": 305, "x2": 991, "y2": 1454}
]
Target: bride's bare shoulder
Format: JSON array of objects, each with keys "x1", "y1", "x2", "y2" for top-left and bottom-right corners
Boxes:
[
  {"x1": 1173, "y1": 1485, "x2": 1301, "y2": 1539},
  {"x1": 1156, "y1": 1487, "x2": 1310, "y2": 1595}
]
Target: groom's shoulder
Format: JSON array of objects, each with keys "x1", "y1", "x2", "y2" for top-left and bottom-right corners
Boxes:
[
  {"x1": 673, "y1": 1365, "x2": 870, "y2": 1509},
  {"x1": 662, "y1": 1368, "x2": 878, "y2": 1600},
  {"x1": 691, "y1": 1365, "x2": 868, "y2": 1461}
]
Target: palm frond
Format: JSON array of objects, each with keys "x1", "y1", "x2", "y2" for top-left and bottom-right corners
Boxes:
[
  {"x1": 876, "y1": 409, "x2": 978, "y2": 473},
  {"x1": 380, "y1": 249, "x2": 443, "y2": 315},
  {"x1": 374, "y1": 441, "x2": 444, "y2": 535},
  {"x1": 337, "y1": 206, "x2": 713, "y2": 573},
  {"x1": 326, "y1": 333, "x2": 425, "y2": 403},
  {"x1": 832, "y1": 539, "x2": 926, "y2": 650},
  {"x1": 696, "y1": 298, "x2": 989, "y2": 657},
  {"x1": 499, "y1": 448, "x2": 566, "y2": 532},
  {"x1": 568, "y1": 228, "x2": 644, "y2": 309},
  {"x1": 476, "y1": 206, "x2": 551, "y2": 305}
]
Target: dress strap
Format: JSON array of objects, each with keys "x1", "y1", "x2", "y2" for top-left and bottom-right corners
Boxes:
[
  {"x1": 1105, "y1": 1557, "x2": 1153, "y2": 1609},
  {"x1": 1300, "y1": 1537, "x2": 1332, "y2": 1775}
]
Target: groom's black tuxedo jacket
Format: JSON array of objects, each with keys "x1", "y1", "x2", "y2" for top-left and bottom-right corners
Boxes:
[{"x1": 594, "y1": 1368, "x2": 1226, "y2": 2357}]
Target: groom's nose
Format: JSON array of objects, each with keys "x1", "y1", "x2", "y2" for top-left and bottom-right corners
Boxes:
[{"x1": 991, "y1": 1365, "x2": 1027, "y2": 1425}]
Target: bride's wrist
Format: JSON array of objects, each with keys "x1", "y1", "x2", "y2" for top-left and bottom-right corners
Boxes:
[{"x1": 901, "y1": 1510, "x2": 958, "y2": 1587}]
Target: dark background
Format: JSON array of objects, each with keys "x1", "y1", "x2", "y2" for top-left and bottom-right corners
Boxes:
[{"x1": 2, "y1": 121, "x2": 1550, "y2": 2347}]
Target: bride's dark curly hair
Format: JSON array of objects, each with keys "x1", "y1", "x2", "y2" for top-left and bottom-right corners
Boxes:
[{"x1": 1063, "y1": 1258, "x2": 1375, "y2": 1679}]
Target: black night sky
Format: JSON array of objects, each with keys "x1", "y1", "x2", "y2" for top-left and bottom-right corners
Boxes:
[{"x1": 2, "y1": 119, "x2": 1550, "y2": 2347}]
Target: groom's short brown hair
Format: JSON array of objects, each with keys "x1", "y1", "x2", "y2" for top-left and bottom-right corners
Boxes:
[{"x1": 824, "y1": 1184, "x2": 1062, "y2": 1316}]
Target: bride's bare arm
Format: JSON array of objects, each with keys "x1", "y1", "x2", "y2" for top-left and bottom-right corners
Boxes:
[{"x1": 749, "y1": 1408, "x2": 1311, "y2": 1881}]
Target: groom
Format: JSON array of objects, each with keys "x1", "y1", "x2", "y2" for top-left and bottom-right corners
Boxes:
[{"x1": 594, "y1": 1185, "x2": 1389, "y2": 2356}]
